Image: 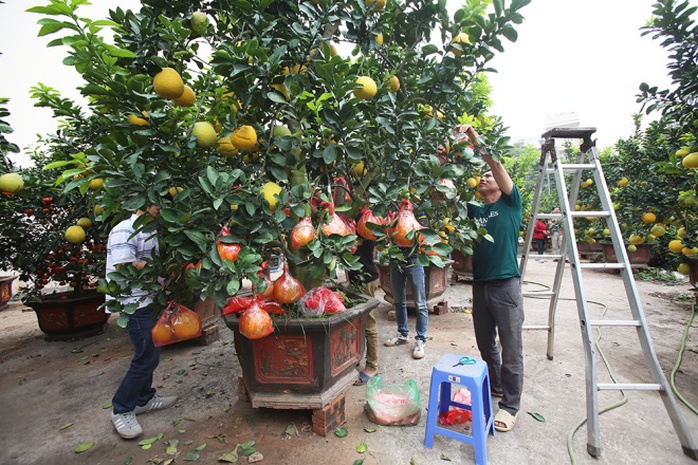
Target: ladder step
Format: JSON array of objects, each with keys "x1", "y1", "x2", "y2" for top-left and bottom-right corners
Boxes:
[
  {"x1": 523, "y1": 325, "x2": 550, "y2": 331},
  {"x1": 530, "y1": 254, "x2": 564, "y2": 260},
  {"x1": 579, "y1": 263, "x2": 626, "y2": 270},
  {"x1": 569, "y1": 211, "x2": 611, "y2": 218},
  {"x1": 597, "y1": 383, "x2": 662, "y2": 392},
  {"x1": 536, "y1": 213, "x2": 564, "y2": 220},
  {"x1": 588, "y1": 319, "x2": 642, "y2": 327},
  {"x1": 557, "y1": 163, "x2": 596, "y2": 172}
]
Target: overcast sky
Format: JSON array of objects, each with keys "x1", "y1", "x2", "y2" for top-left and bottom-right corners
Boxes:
[{"x1": 0, "y1": 0, "x2": 689, "y2": 166}]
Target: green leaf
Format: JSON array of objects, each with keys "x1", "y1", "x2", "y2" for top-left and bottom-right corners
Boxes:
[
  {"x1": 18, "y1": 377, "x2": 27, "y2": 385},
  {"x1": 356, "y1": 442, "x2": 368, "y2": 453},
  {"x1": 440, "y1": 454, "x2": 451, "y2": 461},
  {"x1": 138, "y1": 436, "x2": 160, "y2": 446},
  {"x1": 102, "y1": 401, "x2": 112, "y2": 409},
  {"x1": 527, "y1": 411, "x2": 546, "y2": 422},
  {"x1": 74, "y1": 442, "x2": 94, "y2": 453},
  {"x1": 218, "y1": 448, "x2": 239, "y2": 462},
  {"x1": 182, "y1": 452, "x2": 200, "y2": 461},
  {"x1": 239, "y1": 447, "x2": 256, "y2": 457},
  {"x1": 363, "y1": 427, "x2": 376, "y2": 433},
  {"x1": 353, "y1": 461, "x2": 364, "y2": 465},
  {"x1": 195, "y1": 443, "x2": 207, "y2": 451},
  {"x1": 60, "y1": 422, "x2": 74, "y2": 430},
  {"x1": 334, "y1": 427, "x2": 348, "y2": 438}
]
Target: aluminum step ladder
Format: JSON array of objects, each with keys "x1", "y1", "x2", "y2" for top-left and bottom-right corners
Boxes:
[{"x1": 519, "y1": 127, "x2": 697, "y2": 460}]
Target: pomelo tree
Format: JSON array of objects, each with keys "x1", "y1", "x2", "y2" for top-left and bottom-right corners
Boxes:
[{"x1": 28, "y1": 0, "x2": 531, "y2": 324}]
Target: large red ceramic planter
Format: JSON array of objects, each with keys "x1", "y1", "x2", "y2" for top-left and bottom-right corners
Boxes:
[
  {"x1": 377, "y1": 260, "x2": 453, "y2": 309},
  {"x1": 577, "y1": 240, "x2": 604, "y2": 258},
  {"x1": 26, "y1": 291, "x2": 108, "y2": 341},
  {"x1": 223, "y1": 293, "x2": 379, "y2": 408},
  {"x1": 0, "y1": 275, "x2": 17, "y2": 310},
  {"x1": 600, "y1": 242, "x2": 652, "y2": 268}
]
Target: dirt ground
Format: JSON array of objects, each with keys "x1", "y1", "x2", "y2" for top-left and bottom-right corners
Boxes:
[{"x1": 1, "y1": 260, "x2": 697, "y2": 465}]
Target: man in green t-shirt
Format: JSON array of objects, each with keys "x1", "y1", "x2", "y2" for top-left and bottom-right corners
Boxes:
[{"x1": 462, "y1": 126, "x2": 524, "y2": 433}]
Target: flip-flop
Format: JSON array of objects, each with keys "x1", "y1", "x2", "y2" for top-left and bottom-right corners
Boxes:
[
  {"x1": 353, "y1": 371, "x2": 373, "y2": 386},
  {"x1": 494, "y1": 409, "x2": 518, "y2": 432},
  {"x1": 491, "y1": 390, "x2": 504, "y2": 398}
]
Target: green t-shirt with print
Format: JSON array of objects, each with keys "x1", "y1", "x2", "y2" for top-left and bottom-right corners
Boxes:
[{"x1": 466, "y1": 185, "x2": 523, "y2": 282}]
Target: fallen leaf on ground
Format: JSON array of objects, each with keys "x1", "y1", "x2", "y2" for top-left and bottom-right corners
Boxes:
[
  {"x1": 59, "y1": 422, "x2": 74, "y2": 430},
  {"x1": 363, "y1": 427, "x2": 376, "y2": 433},
  {"x1": 335, "y1": 427, "x2": 348, "y2": 438},
  {"x1": 218, "y1": 446, "x2": 239, "y2": 463},
  {"x1": 248, "y1": 451, "x2": 264, "y2": 463},
  {"x1": 356, "y1": 442, "x2": 368, "y2": 453},
  {"x1": 440, "y1": 453, "x2": 451, "y2": 461},
  {"x1": 182, "y1": 452, "x2": 200, "y2": 461},
  {"x1": 282, "y1": 423, "x2": 299, "y2": 440},
  {"x1": 527, "y1": 412, "x2": 546, "y2": 423},
  {"x1": 74, "y1": 442, "x2": 93, "y2": 453}
]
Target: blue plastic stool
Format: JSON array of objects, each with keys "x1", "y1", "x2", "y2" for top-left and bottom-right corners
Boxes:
[{"x1": 423, "y1": 353, "x2": 496, "y2": 465}]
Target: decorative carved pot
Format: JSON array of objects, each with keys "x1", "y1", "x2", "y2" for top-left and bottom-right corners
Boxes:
[{"x1": 26, "y1": 291, "x2": 108, "y2": 341}]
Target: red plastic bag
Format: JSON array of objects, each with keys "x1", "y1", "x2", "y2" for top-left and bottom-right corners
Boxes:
[
  {"x1": 298, "y1": 287, "x2": 347, "y2": 316},
  {"x1": 152, "y1": 301, "x2": 202, "y2": 347}
]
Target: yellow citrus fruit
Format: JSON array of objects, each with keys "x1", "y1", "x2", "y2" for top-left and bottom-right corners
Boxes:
[
  {"x1": 466, "y1": 177, "x2": 477, "y2": 188},
  {"x1": 641, "y1": 212, "x2": 656, "y2": 223},
  {"x1": 617, "y1": 177, "x2": 629, "y2": 187},
  {"x1": 351, "y1": 161, "x2": 367, "y2": 177},
  {"x1": 682, "y1": 152, "x2": 698, "y2": 168},
  {"x1": 93, "y1": 205, "x2": 105, "y2": 216},
  {"x1": 627, "y1": 244, "x2": 637, "y2": 253},
  {"x1": 127, "y1": 114, "x2": 150, "y2": 126},
  {"x1": 329, "y1": 43, "x2": 338, "y2": 57},
  {"x1": 152, "y1": 323, "x2": 175, "y2": 346},
  {"x1": 220, "y1": 91, "x2": 242, "y2": 112},
  {"x1": 192, "y1": 121, "x2": 217, "y2": 148},
  {"x1": 682, "y1": 247, "x2": 698, "y2": 256},
  {"x1": 153, "y1": 67, "x2": 184, "y2": 100},
  {"x1": 669, "y1": 239, "x2": 685, "y2": 252},
  {"x1": 603, "y1": 228, "x2": 610, "y2": 236},
  {"x1": 76, "y1": 217, "x2": 92, "y2": 228},
  {"x1": 353, "y1": 76, "x2": 377, "y2": 100},
  {"x1": 650, "y1": 224, "x2": 666, "y2": 237},
  {"x1": 190, "y1": 11, "x2": 208, "y2": 33},
  {"x1": 65, "y1": 225, "x2": 86, "y2": 244},
  {"x1": 675, "y1": 148, "x2": 689, "y2": 158},
  {"x1": 365, "y1": 0, "x2": 386, "y2": 11},
  {"x1": 216, "y1": 136, "x2": 238, "y2": 157},
  {"x1": 172, "y1": 85, "x2": 196, "y2": 107},
  {"x1": 450, "y1": 32, "x2": 471, "y2": 56},
  {"x1": 231, "y1": 125, "x2": 258, "y2": 151},
  {"x1": 171, "y1": 311, "x2": 201, "y2": 340},
  {"x1": 628, "y1": 234, "x2": 645, "y2": 245},
  {"x1": 261, "y1": 182, "x2": 282, "y2": 211},
  {"x1": 168, "y1": 186, "x2": 184, "y2": 197},
  {"x1": 386, "y1": 75, "x2": 400, "y2": 92},
  {"x1": 677, "y1": 263, "x2": 690, "y2": 275},
  {"x1": 0, "y1": 172, "x2": 24, "y2": 193},
  {"x1": 271, "y1": 82, "x2": 290, "y2": 100},
  {"x1": 678, "y1": 227, "x2": 686, "y2": 238},
  {"x1": 374, "y1": 33, "x2": 384, "y2": 46},
  {"x1": 89, "y1": 178, "x2": 104, "y2": 191}
]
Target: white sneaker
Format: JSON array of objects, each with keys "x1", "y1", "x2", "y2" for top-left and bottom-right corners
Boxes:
[
  {"x1": 134, "y1": 395, "x2": 178, "y2": 415},
  {"x1": 412, "y1": 340, "x2": 426, "y2": 359},
  {"x1": 111, "y1": 411, "x2": 142, "y2": 439},
  {"x1": 384, "y1": 334, "x2": 409, "y2": 347}
]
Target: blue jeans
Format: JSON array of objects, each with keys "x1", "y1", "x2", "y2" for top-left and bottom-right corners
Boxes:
[
  {"x1": 112, "y1": 307, "x2": 162, "y2": 414},
  {"x1": 390, "y1": 261, "x2": 428, "y2": 341}
]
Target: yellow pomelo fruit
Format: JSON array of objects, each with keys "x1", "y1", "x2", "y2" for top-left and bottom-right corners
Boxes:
[
  {"x1": 217, "y1": 136, "x2": 238, "y2": 157},
  {"x1": 374, "y1": 33, "x2": 384, "y2": 46},
  {"x1": 365, "y1": 0, "x2": 386, "y2": 11},
  {"x1": 386, "y1": 75, "x2": 400, "y2": 92},
  {"x1": 153, "y1": 67, "x2": 184, "y2": 100},
  {"x1": 678, "y1": 227, "x2": 686, "y2": 238},
  {"x1": 682, "y1": 152, "x2": 698, "y2": 169},
  {"x1": 231, "y1": 125, "x2": 258, "y2": 151},
  {"x1": 650, "y1": 224, "x2": 666, "y2": 237},
  {"x1": 65, "y1": 225, "x2": 86, "y2": 244},
  {"x1": 0, "y1": 172, "x2": 24, "y2": 193},
  {"x1": 94, "y1": 205, "x2": 105, "y2": 216},
  {"x1": 329, "y1": 43, "x2": 338, "y2": 57},
  {"x1": 677, "y1": 263, "x2": 690, "y2": 275},
  {"x1": 603, "y1": 228, "x2": 610, "y2": 236},
  {"x1": 628, "y1": 234, "x2": 645, "y2": 245},
  {"x1": 271, "y1": 82, "x2": 290, "y2": 100},
  {"x1": 261, "y1": 182, "x2": 282, "y2": 211},
  {"x1": 168, "y1": 186, "x2": 184, "y2": 197},
  {"x1": 668, "y1": 240, "x2": 684, "y2": 253},
  {"x1": 617, "y1": 177, "x2": 629, "y2": 187},
  {"x1": 627, "y1": 244, "x2": 637, "y2": 253},
  {"x1": 76, "y1": 217, "x2": 92, "y2": 228},
  {"x1": 127, "y1": 114, "x2": 150, "y2": 126},
  {"x1": 190, "y1": 11, "x2": 208, "y2": 33},
  {"x1": 351, "y1": 161, "x2": 367, "y2": 177},
  {"x1": 675, "y1": 148, "x2": 689, "y2": 158},
  {"x1": 682, "y1": 247, "x2": 698, "y2": 256},
  {"x1": 450, "y1": 32, "x2": 471, "y2": 56},
  {"x1": 466, "y1": 177, "x2": 477, "y2": 188},
  {"x1": 172, "y1": 85, "x2": 196, "y2": 107},
  {"x1": 353, "y1": 76, "x2": 377, "y2": 100},
  {"x1": 641, "y1": 212, "x2": 656, "y2": 223},
  {"x1": 192, "y1": 122, "x2": 217, "y2": 148},
  {"x1": 89, "y1": 178, "x2": 104, "y2": 191}
]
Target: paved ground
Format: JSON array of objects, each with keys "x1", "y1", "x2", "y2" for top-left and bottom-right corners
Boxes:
[{"x1": 0, "y1": 259, "x2": 697, "y2": 465}]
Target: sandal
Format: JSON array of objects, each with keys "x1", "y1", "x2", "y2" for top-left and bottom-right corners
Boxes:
[
  {"x1": 491, "y1": 390, "x2": 504, "y2": 398},
  {"x1": 353, "y1": 371, "x2": 374, "y2": 386},
  {"x1": 494, "y1": 409, "x2": 518, "y2": 432}
]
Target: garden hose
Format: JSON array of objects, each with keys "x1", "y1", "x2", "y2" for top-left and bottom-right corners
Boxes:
[{"x1": 521, "y1": 280, "x2": 696, "y2": 464}]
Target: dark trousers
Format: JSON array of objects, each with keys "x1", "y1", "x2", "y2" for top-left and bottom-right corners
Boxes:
[
  {"x1": 472, "y1": 277, "x2": 525, "y2": 415},
  {"x1": 535, "y1": 238, "x2": 546, "y2": 254}
]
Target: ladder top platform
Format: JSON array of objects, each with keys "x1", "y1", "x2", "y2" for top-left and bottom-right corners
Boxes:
[{"x1": 541, "y1": 127, "x2": 597, "y2": 139}]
